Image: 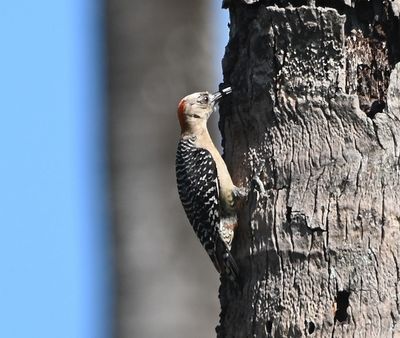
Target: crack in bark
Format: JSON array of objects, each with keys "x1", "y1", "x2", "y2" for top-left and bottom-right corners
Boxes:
[
  {"x1": 392, "y1": 250, "x2": 400, "y2": 315},
  {"x1": 372, "y1": 120, "x2": 386, "y2": 149},
  {"x1": 381, "y1": 183, "x2": 386, "y2": 245},
  {"x1": 272, "y1": 189, "x2": 285, "y2": 298}
]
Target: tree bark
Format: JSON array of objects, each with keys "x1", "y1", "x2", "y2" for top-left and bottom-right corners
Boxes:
[{"x1": 218, "y1": 1, "x2": 400, "y2": 337}]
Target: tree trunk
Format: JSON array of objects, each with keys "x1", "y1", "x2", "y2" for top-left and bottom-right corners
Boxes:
[{"x1": 218, "y1": 1, "x2": 400, "y2": 337}]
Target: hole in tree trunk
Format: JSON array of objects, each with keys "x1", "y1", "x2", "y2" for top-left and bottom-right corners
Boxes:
[
  {"x1": 367, "y1": 100, "x2": 386, "y2": 119},
  {"x1": 334, "y1": 290, "x2": 350, "y2": 323},
  {"x1": 266, "y1": 320, "x2": 273, "y2": 333},
  {"x1": 316, "y1": 0, "x2": 400, "y2": 116},
  {"x1": 315, "y1": 0, "x2": 347, "y2": 14},
  {"x1": 308, "y1": 321, "x2": 315, "y2": 334},
  {"x1": 286, "y1": 206, "x2": 292, "y2": 223}
]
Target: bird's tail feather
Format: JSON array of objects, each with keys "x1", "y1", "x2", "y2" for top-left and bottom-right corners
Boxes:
[{"x1": 215, "y1": 238, "x2": 240, "y2": 288}]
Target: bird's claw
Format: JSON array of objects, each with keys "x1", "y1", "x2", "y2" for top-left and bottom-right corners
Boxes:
[
  {"x1": 232, "y1": 186, "x2": 248, "y2": 200},
  {"x1": 232, "y1": 175, "x2": 266, "y2": 204},
  {"x1": 251, "y1": 175, "x2": 265, "y2": 196}
]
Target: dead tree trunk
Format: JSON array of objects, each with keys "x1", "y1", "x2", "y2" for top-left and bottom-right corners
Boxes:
[{"x1": 218, "y1": 0, "x2": 400, "y2": 337}]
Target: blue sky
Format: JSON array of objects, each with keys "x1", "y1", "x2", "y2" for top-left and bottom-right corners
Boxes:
[
  {"x1": 213, "y1": 0, "x2": 230, "y2": 83},
  {"x1": 0, "y1": 1, "x2": 110, "y2": 338}
]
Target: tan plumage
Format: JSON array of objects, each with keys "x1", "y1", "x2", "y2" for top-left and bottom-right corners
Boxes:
[{"x1": 176, "y1": 88, "x2": 240, "y2": 283}]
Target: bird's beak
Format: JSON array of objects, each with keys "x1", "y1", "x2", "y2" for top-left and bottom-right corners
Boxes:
[{"x1": 211, "y1": 87, "x2": 232, "y2": 104}]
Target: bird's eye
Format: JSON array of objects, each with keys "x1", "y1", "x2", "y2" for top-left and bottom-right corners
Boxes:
[{"x1": 200, "y1": 95, "x2": 209, "y2": 104}]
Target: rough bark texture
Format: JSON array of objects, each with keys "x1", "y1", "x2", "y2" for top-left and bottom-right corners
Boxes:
[
  {"x1": 106, "y1": 1, "x2": 221, "y2": 337},
  {"x1": 218, "y1": 0, "x2": 400, "y2": 337}
]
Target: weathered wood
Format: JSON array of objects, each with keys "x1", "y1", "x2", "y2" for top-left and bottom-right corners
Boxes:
[{"x1": 218, "y1": 1, "x2": 400, "y2": 336}]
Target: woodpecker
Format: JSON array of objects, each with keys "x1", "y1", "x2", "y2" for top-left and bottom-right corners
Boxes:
[{"x1": 175, "y1": 87, "x2": 242, "y2": 284}]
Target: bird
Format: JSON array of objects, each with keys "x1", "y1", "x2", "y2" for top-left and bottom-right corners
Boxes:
[{"x1": 175, "y1": 87, "x2": 243, "y2": 285}]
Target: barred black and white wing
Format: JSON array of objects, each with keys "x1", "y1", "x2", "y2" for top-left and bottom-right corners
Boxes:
[{"x1": 176, "y1": 138, "x2": 239, "y2": 283}]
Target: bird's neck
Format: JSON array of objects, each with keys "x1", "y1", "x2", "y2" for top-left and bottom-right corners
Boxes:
[{"x1": 181, "y1": 121, "x2": 209, "y2": 139}]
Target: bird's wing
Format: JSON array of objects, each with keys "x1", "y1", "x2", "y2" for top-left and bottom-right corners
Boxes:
[{"x1": 176, "y1": 141, "x2": 239, "y2": 282}]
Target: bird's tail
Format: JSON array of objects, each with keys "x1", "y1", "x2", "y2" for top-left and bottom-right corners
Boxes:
[{"x1": 215, "y1": 238, "x2": 240, "y2": 288}]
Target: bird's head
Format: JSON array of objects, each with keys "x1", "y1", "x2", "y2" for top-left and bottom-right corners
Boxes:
[{"x1": 177, "y1": 87, "x2": 232, "y2": 134}]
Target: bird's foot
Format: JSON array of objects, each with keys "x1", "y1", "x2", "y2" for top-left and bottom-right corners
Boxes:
[
  {"x1": 249, "y1": 157, "x2": 266, "y2": 198},
  {"x1": 232, "y1": 160, "x2": 267, "y2": 206},
  {"x1": 232, "y1": 186, "x2": 248, "y2": 200},
  {"x1": 232, "y1": 175, "x2": 266, "y2": 205},
  {"x1": 251, "y1": 175, "x2": 266, "y2": 196}
]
